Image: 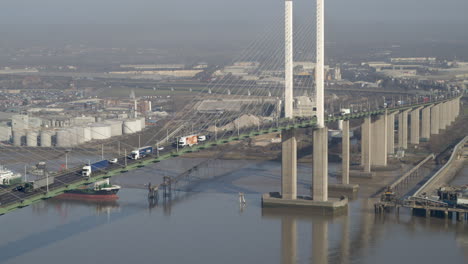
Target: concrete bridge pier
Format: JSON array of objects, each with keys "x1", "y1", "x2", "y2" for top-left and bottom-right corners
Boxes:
[
  {"x1": 410, "y1": 107, "x2": 422, "y2": 145},
  {"x1": 421, "y1": 106, "x2": 431, "y2": 141},
  {"x1": 313, "y1": 127, "x2": 328, "y2": 201},
  {"x1": 387, "y1": 112, "x2": 396, "y2": 155},
  {"x1": 431, "y1": 104, "x2": 440, "y2": 135},
  {"x1": 334, "y1": 120, "x2": 360, "y2": 196},
  {"x1": 440, "y1": 102, "x2": 448, "y2": 130},
  {"x1": 451, "y1": 98, "x2": 459, "y2": 123},
  {"x1": 281, "y1": 128, "x2": 297, "y2": 199},
  {"x1": 371, "y1": 114, "x2": 387, "y2": 167},
  {"x1": 398, "y1": 109, "x2": 410, "y2": 149},
  {"x1": 263, "y1": 125, "x2": 348, "y2": 212},
  {"x1": 448, "y1": 100, "x2": 455, "y2": 125},
  {"x1": 361, "y1": 116, "x2": 372, "y2": 172},
  {"x1": 341, "y1": 120, "x2": 350, "y2": 184}
]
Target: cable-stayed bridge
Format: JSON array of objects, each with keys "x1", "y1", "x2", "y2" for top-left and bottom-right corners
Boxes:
[{"x1": 0, "y1": 0, "x2": 464, "y2": 214}]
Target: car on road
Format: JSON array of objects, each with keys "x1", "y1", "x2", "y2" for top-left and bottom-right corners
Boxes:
[
  {"x1": 157, "y1": 146, "x2": 164, "y2": 151},
  {"x1": 108, "y1": 158, "x2": 118, "y2": 164}
]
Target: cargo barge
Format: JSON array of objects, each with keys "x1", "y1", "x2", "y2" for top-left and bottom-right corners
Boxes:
[{"x1": 57, "y1": 178, "x2": 120, "y2": 201}]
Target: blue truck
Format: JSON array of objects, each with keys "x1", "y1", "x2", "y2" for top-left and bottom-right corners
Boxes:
[
  {"x1": 129, "y1": 146, "x2": 153, "y2": 160},
  {"x1": 82, "y1": 160, "x2": 109, "y2": 177}
]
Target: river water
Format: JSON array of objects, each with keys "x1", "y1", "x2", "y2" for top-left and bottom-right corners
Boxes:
[{"x1": 0, "y1": 159, "x2": 466, "y2": 264}]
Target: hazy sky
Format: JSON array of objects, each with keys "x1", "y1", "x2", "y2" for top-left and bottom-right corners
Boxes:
[{"x1": 1, "y1": 0, "x2": 467, "y2": 25}]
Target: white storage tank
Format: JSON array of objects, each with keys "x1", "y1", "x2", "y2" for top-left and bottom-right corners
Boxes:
[
  {"x1": 13, "y1": 130, "x2": 25, "y2": 146},
  {"x1": 74, "y1": 127, "x2": 86, "y2": 144},
  {"x1": 67, "y1": 128, "x2": 78, "y2": 146},
  {"x1": 26, "y1": 131, "x2": 38, "y2": 147},
  {"x1": 134, "y1": 119, "x2": 142, "y2": 132},
  {"x1": 40, "y1": 130, "x2": 53, "y2": 147},
  {"x1": 56, "y1": 130, "x2": 71, "y2": 148},
  {"x1": 83, "y1": 126, "x2": 92, "y2": 142},
  {"x1": 0, "y1": 125, "x2": 12, "y2": 141},
  {"x1": 91, "y1": 123, "x2": 112, "y2": 140},
  {"x1": 123, "y1": 119, "x2": 139, "y2": 134},
  {"x1": 139, "y1": 117, "x2": 146, "y2": 130},
  {"x1": 104, "y1": 120, "x2": 123, "y2": 137}
]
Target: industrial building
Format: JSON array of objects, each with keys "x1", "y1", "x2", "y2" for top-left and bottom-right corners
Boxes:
[{"x1": 4, "y1": 114, "x2": 147, "y2": 148}]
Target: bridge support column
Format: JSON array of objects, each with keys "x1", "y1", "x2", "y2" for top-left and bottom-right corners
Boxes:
[
  {"x1": 398, "y1": 110, "x2": 409, "y2": 150},
  {"x1": 371, "y1": 114, "x2": 387, "y2": 167},
  {"x1": 431, "y1": 104, "x2": 440, "y2": 135},
  {"x1": 451, "y1": 98, "x2": 459, "y2": 122},
  {"x1": 342, "y1": 120, "x2": 350, "y2": 184},
  {"x1": 410, "y1": 107, "x2": 422, "y2": 145},
  {"x1": 281, "y1": 217, "x2": 297, "y2": 264},
  {"x1": 361, "y1": 117, "x2": 371, "y2": 172},
  {"x1": 440, "y1": 102, "x2": 448, "y2": 130},
  {"x1": 446, "y1": 100, "x2": 453, "y2": 126},
  {"x1": 421, "y1": 106, "x2": 431, "y2": 141},
  {"x1": 449, "y1": 100, "x2": 455, "y2": 125},
  {"x1": 313, "y1": 127, "x2": 328, "y2": 202},
  {"x1": 281, "y1": 129, "x2": 297, "y2": 200},
  {"x1": 387, "y1": 112, "x2": 396, "y2": 155}
]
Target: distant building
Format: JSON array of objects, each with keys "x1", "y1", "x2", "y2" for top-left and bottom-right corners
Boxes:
[
  {"x1": 293, "y1": 96, "x2": 316, "y2": 117},
  {"x1": 390, "y1": 57, "x2": 437, "y2": 64}
]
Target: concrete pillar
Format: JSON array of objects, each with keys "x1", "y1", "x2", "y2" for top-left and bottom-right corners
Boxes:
[
  {"x1": 452, "y1": 99, "x2": 457, "y2": 123},
  {"x1": 312, "y1": 219, "x2": 328, "y2": 264},
  {"x1": 284, "y1": 0, "x2": 294, "y2": 118},
  {"x1": 410, "y1": 107, "x2": 421, "y2": 145},
  {"x1": 440, "y1": 102, "x2": 447, "y2": 130},
  {"x1": 342, "y1": 120, "x2": 350, "y2": 184},
  {"x1": 421, "y1": 106, "x2": 431, "y2": 141},
  {"x1": 281, "y1": 217, "x2": 297, "y2": 264},
  {"x1": 398, "y1": 110, "x2": 409, "y2": 149},
  {"x1": 387, "y1": 112, "x2": 396, "y2": 154},
  {"x1": 361, "y1": 117, "x2": 371, "y2": 172},
  {"x1": 281, "y1": 129, "x2": 297, "y2": 200},
  {"x1": 448, "y1": 100, "x2": 454, "y2": 125},
  {"x1": 431, "y1": 104, "x2": 440, "y2": 135},
  {"x1": 371, "y1": 114, "x2": 387, "y2": 166},
  {"x1": 313, "y1": 127, "x2": 328, "y2": 202},
  {"x1": 446, "y1": 100, "x2": 452, "y2": 126}
]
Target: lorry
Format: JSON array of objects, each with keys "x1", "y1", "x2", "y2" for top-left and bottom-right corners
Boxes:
[
  {"x1": 129, "y1": 146, "x2": 153, "y2": 160},
  {"x1": 82, "y1": 160, "x2": 109, "y2": 177},
  {"x1": 340, "y1": 108, "x2": 351, "y2": 116},
  {"x1": 178, "y1": 135, "x2": 199, "y2": 147},
  {"x1": 16, "y1": 176, "x2": 55, "y2": 193}
]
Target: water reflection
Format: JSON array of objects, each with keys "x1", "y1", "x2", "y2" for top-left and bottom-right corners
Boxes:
[
  {"x1": 262, "y1": 197, "x2": 468, "y2": 264},
  {"x1": 33, "y1": 198, "x2": 120, "y2": 219},
  {"x1": 262, "y1": 208, "x2": 339, "y2": 264}
]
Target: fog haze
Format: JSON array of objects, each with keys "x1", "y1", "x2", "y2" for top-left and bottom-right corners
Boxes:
[
  {"x1": 1, "y1": 0, "x2": 468, "y2": 63},
  {"x1": 1, "y1": 0, "x2": 467, "y2": 24}
]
